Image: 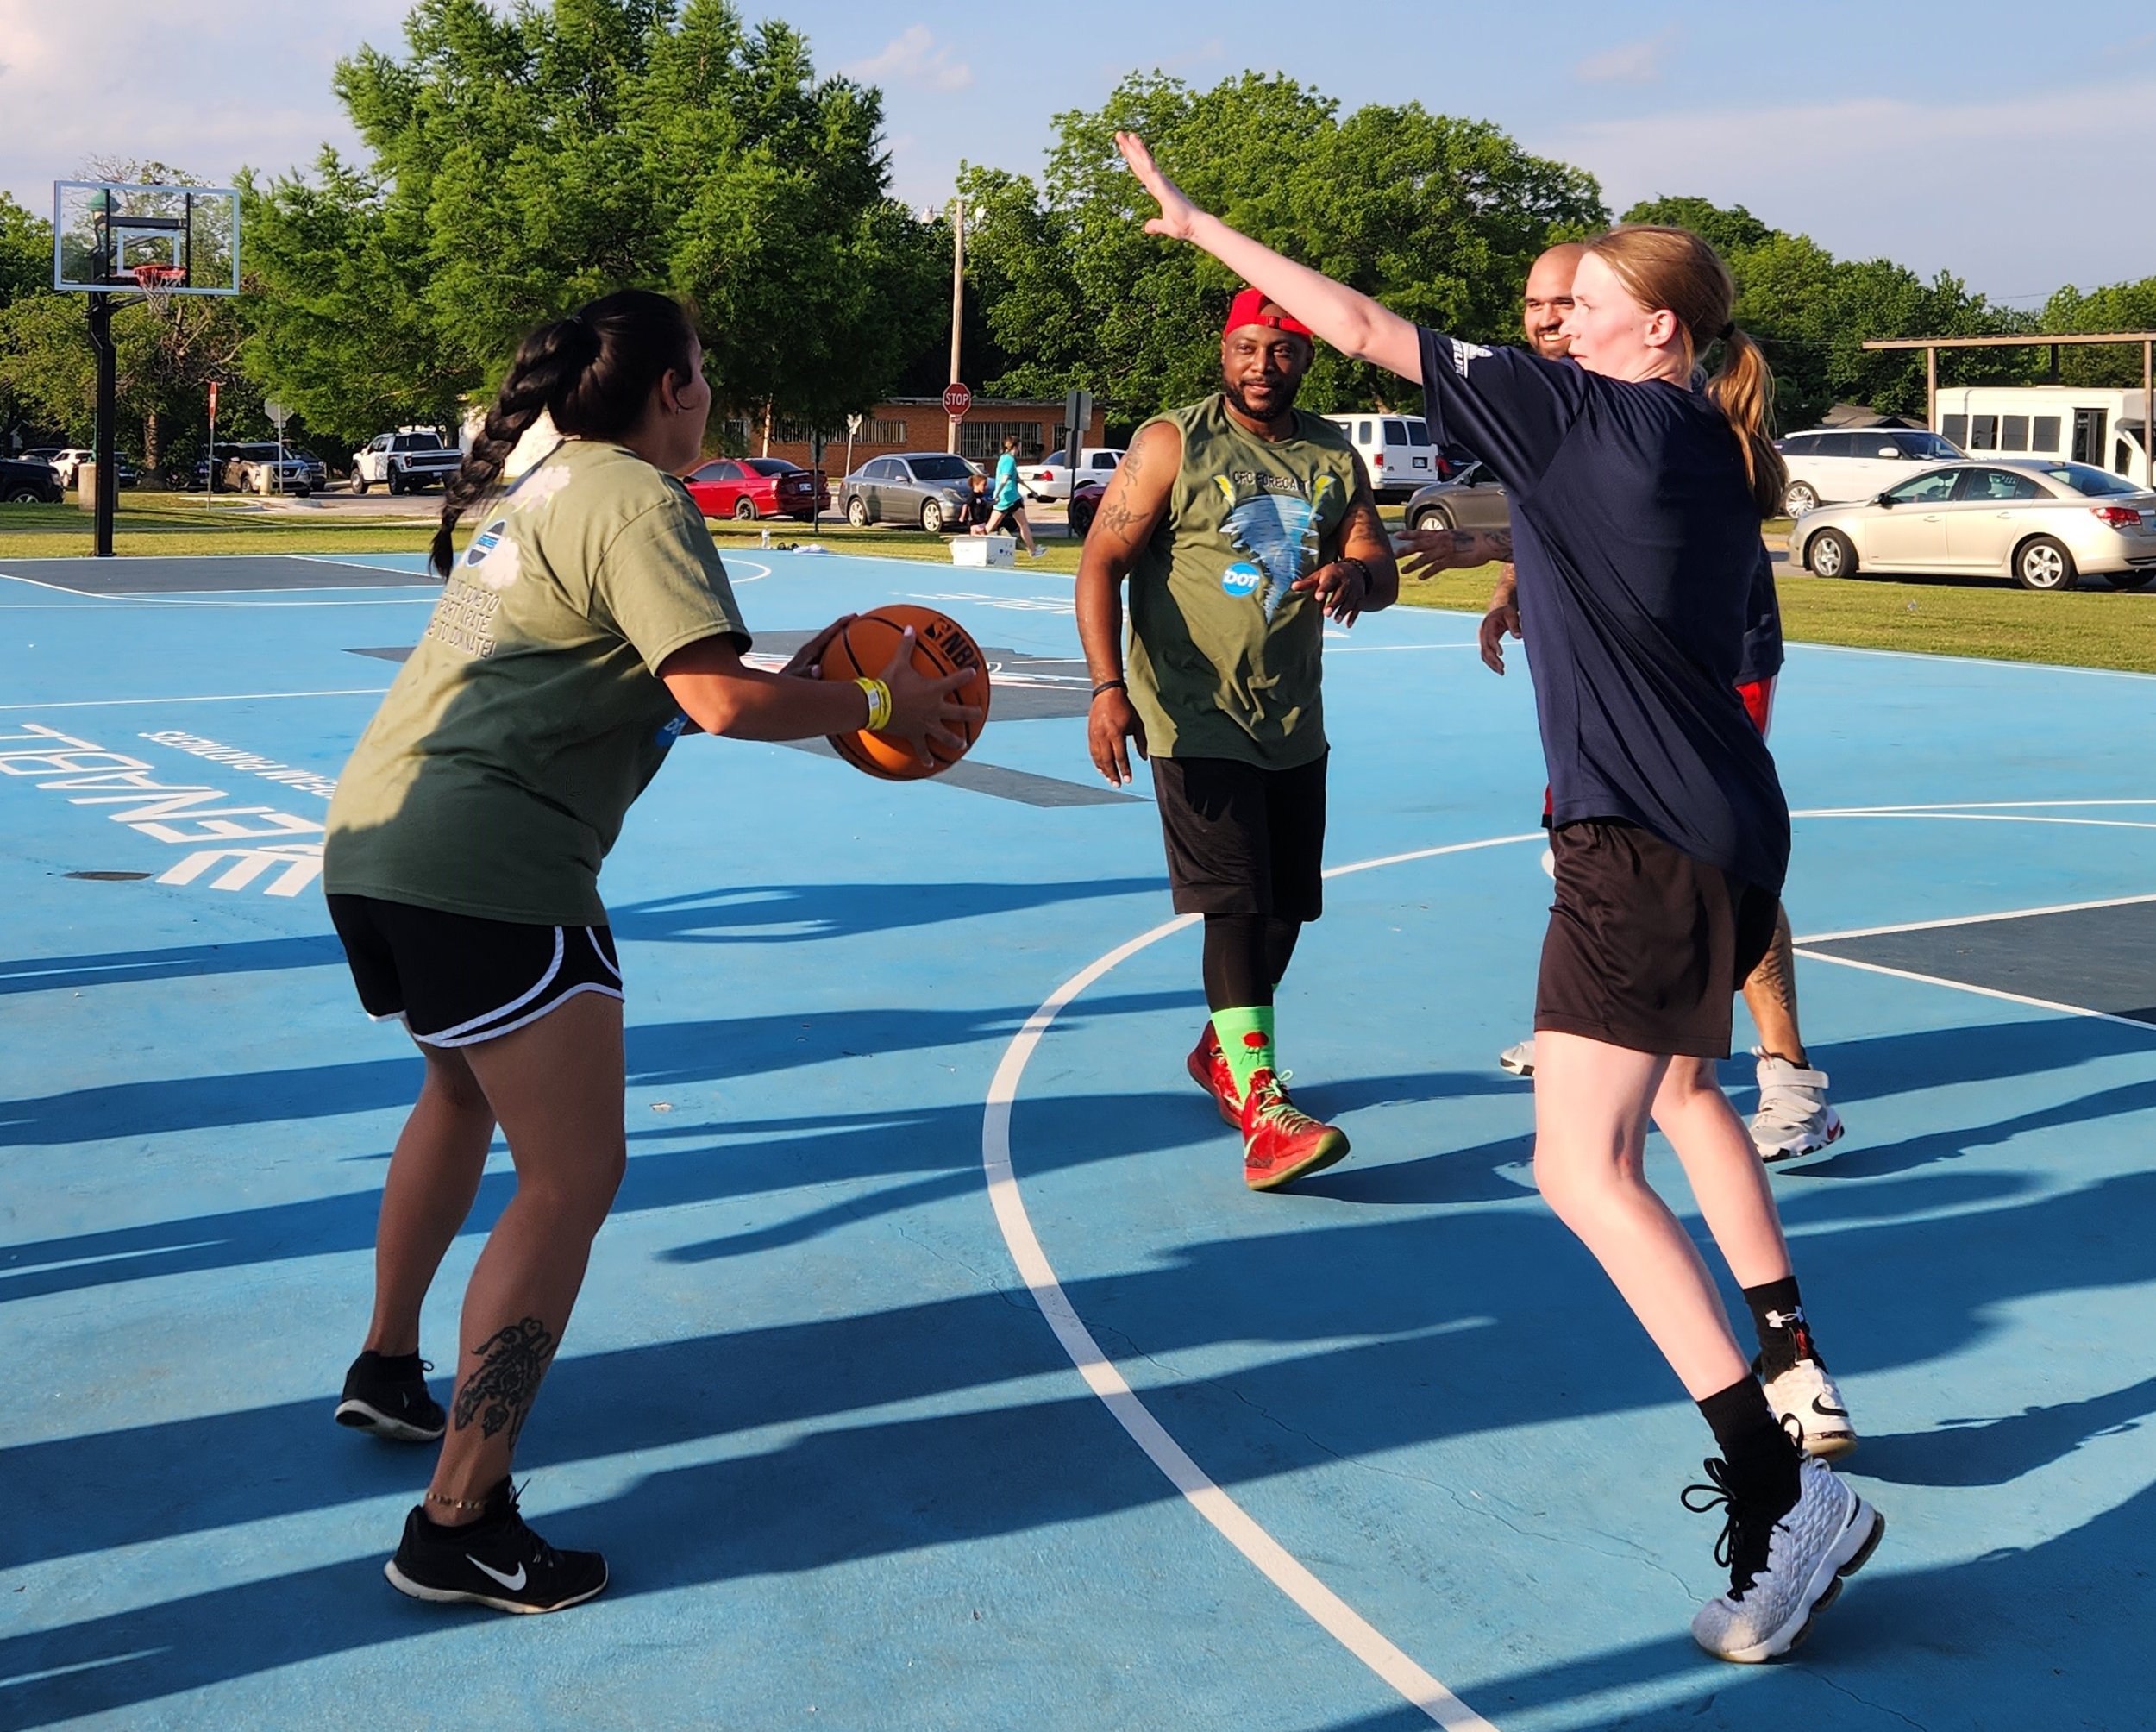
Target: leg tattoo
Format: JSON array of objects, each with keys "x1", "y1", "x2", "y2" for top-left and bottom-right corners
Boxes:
[{"x1": 454, "y1": 1316, "x2": 557, "y2": 1446}]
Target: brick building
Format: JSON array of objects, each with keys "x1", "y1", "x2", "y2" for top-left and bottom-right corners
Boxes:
[{"x1": 717, "y1": 396, "x2": 1108, "y2": 475}]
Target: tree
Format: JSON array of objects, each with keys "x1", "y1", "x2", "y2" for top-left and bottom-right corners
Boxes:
[
  {"x1": 243, "y1": 0, "x2": 943, "y2": 442},
  {"x1": 962, "y1": 73, "x2": 1608, "y2": 427},
  {"x1": 2037, "y1": 279, "x2": 2156, "y2": 387},
  {"x1": 1621, "y1": 196, "x2": 2026, "y2": 430}
]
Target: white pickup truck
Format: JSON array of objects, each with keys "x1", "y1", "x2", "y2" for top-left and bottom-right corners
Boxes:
[{"x1": 351, "y1": 430, "x2": 463, "y2": 495}]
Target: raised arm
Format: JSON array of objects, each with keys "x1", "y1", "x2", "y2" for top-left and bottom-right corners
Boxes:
[
  {"x1": 1116, "y1": 131, "x2": 1423, "y2": 384},
  {"x1": 1075, "y1": 419, "x2": 1179, "y2": 785}
]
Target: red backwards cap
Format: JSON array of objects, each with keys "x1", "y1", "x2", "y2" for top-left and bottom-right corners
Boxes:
[{"x1": 1225, "y1": 287, "x2": 1313, "y2": 343}]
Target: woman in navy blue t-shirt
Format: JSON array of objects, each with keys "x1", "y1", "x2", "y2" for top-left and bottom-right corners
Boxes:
[{"x1": 1114, "y1": 132, "x2": 1883, "y2": 1664}]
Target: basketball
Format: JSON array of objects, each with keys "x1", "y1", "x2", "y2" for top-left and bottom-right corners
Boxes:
[{"x1": 817, "y1": 605, "x2": 992, "y2": 780}]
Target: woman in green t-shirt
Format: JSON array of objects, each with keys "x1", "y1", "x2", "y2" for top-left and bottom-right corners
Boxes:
[{"x1": 322, "y1": 290, "x2": 979, "y2": 1615}]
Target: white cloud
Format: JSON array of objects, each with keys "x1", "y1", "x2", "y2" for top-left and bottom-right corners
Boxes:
[
  {"x1": 842, "y1": 25, "x2": 972, "y2": 94},
  {"x1": 1533, "y1": 76, "x2": 2156, "y2": 293},
  {"x1": 1572, "y1": 28, "x2": 1676, "y2": 85}
]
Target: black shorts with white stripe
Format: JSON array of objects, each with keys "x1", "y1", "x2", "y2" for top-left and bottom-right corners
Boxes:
[{"x1": 328, "y1": 894, "x2": 623, "y2": 1047}]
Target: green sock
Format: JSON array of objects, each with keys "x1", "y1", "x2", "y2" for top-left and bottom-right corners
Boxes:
[{"x1": 1211, "y1": 1005, "x2": 1275, "y2": 1097}]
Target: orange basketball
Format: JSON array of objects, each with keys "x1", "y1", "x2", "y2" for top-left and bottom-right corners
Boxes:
[{"x1": 818, "y1": 604, "x2": 992, "y2": 781}]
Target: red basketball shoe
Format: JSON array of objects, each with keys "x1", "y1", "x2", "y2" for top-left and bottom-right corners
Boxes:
[
  {"x1": 1240, "y1": 1070, "x2": 1350, "y2": 1191},
  {"x1": 1187, "y1": 1023, "x2": 1241, "y2": 1125}
]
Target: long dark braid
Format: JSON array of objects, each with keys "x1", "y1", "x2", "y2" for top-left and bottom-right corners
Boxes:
[{"x1": 432, "y1": 290, "x2": 699, "y2": 577}]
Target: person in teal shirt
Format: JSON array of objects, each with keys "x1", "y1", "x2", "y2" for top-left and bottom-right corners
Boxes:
[{"x1": 979, "y1": 433, "x2": 1044, "y2": 557}]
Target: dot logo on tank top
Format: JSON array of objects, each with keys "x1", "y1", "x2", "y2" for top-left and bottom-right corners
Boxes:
[
  {"x1": 461, "y1": 518, "x2": 521, "y2": 592},
  {"x1": 1213, "y1": 473, "x2": 1338, "y2": 621}
]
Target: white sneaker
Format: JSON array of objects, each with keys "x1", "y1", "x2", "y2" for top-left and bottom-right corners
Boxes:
[
  {"x1": 1498, "y1": 1038, "x2": 1536, "y2": 1078},
  {"x1": 1689, "y1": 1455, "x2": 1884, "y2": 1664},
  {"x1": 1751, "y1": 1049, "x2": 1844, "y2": 1161},
  {"x1": 1761, "y1": 1356, "x2": 1858, "y2": 1459}
]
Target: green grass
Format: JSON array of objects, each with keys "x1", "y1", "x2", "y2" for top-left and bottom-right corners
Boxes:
[
  {"x1": 1395, "y1": 562, "x2": 2156, "y2": 675},
  {"x1": 11, "y1": 493, "x2": 2150, "y2": 675}
]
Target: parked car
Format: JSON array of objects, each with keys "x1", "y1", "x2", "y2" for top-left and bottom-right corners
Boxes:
[
  {"x1": 1321, "y1": 412, "x2": 1445, "y2": 500},
  {"x1": 1020, "y1": 447, "x2": 1124, "y2": 503},
  {"x1": 1776, "y1": 426, "x2": 1963, "y2": 515},
  {"x1": 18, "y1": 446, "x2": 66, "y2": 476},
  {"x1": 839, "y1": 452, "x2": 981, "y2": 532},
  {"x1": 1069, "y1": 478, "x2": 1107, "y2": 536},
  {"x1": 1401, "y1": 461, "x2": 1511, "y2": 536},
  {"x1": 351, "y1": 430, "x2": 462, "y2": 495},
  {"x1": 193, "y1": 442, "x2": 322, "y2": 494},
  {"x1": 683, "y1": 456, "x2": 830, "y2": 521},
  {"x1": 1790, "y1": 458, "x2": 2156, "y2": 591},
  {"x1": 32, "y1": 449, "x2": 137, "y2": 489},
  {"x1": 0, "y1": 457, "x2": 65, "y2": 504}
]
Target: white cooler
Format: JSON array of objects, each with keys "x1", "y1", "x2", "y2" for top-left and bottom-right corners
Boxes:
[{"x1": 950, "y1": 534, "x2": 1015, "y2": 568}]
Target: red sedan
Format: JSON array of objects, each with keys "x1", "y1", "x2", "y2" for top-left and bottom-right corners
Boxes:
[{"x1": 684, "y1": 457, "x2": 830, "y2": 522}]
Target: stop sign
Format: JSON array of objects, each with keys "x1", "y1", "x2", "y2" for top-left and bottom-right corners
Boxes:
[{"x1": 943, "y1": 383, "x2": 973, "y2": 419}]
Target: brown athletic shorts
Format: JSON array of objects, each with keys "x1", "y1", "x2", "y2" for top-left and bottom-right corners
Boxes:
[{"x1": 1533, "y1": 819, "x2": 1778, "y2": 1058}]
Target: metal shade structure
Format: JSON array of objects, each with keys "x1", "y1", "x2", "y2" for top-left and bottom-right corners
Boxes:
[{"x1": 1861, "y1": 333, "x2": 2156, "y2": 487}]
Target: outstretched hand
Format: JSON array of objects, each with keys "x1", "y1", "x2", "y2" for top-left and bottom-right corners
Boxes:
[{"x1": 1114, "y1": 132, "x2": 1203, "y2": 241}]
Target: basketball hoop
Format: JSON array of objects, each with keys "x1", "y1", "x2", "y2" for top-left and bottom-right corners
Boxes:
[{"x1": 130, "y1": 261, "x2": 185, "y2": 315}]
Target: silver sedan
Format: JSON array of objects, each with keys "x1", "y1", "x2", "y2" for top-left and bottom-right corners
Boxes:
[
  {"x1": 1790, "y1": 458, "x2": 2156, "y2": 591},
  {"x1": 1401, "y1": 461, "x2": 1511, "y2": 533}
]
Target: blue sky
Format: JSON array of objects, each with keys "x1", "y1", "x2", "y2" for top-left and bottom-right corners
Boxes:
[{"x1": 4, "y1": 0, "x2": 2154, "y2": 304}]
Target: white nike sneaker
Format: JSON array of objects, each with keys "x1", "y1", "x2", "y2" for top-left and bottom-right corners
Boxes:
[
  {"x1": 1761, "y1": 1356, "x2": 1858, "y2": 1459},
  {"x1": 1689, "y1": 1455, "x2": 1884, "y2": 1664},
  {"x1": 1750, "y1": 1049, "x2": 1844, "y2": 1161},
  {"x1": 1498, "y1": 1038, "x2": 1536, "y2": 1078}
]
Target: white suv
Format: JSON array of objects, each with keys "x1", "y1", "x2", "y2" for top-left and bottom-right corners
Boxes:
[
  {"x1": 1021, "y1": 447, "x2": 1124, "y2": 502},
  {"x1": 1320, "y1": 412, "x2": 1441, "y2": 500},
  {"x1": 1777, "y1": 426, "x2": 1962, "y2": 514}
]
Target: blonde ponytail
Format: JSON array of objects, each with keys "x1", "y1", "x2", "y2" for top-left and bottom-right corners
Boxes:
[
  {"x1": 1706, "y1": 327, "x2": 1787, "y2": 519},
  {"x1": 1586, "y1": 225, "x2": 1787, "y2": 519}
]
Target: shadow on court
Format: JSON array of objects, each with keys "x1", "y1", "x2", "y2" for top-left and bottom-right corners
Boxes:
[
  {"x1": 0, "y1": 934, "x2": 348, "y2": 996},
  {"x1": 608, "y1": 876, "x2": 1165, "y2": 945},
  {"x1": 0, "y1": 990, "x2": 1186, "y2": 1150}
]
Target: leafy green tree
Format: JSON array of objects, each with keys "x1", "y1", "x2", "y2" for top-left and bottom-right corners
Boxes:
[
  {"x1": 2037, "y1": 279, "x2": 2156, "y2": 387},
  {"x1": 1621, "y1": 196, "x2": 2025, "y2": 430},
  {"x1": 963, "y1": 73, "x2": 1608, "y2": 427},
  {"x1": 244, "y1": 0, "x2": 942, "y2": 442}
]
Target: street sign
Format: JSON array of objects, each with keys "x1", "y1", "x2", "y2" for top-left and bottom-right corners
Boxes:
[
  {"x1": 943, "y1": 383, "x2": 973, "y2": 419},
  {"x1": 263, "y1": 398, "x2": 290, "y2": 430},
  {"x1": 1064, "y1": 386, "x2": 1094, "y2": 455},
  {"x1": 207, "y1": 380, "x2": 218, "y2": 417},
  {"x1": 846, "y1": 411, "x2": 864, "y2": 436}
]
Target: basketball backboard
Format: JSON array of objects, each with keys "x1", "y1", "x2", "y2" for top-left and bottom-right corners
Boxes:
[{"x1": 52, "y1": 181, "x2": 239, "y2": 296}]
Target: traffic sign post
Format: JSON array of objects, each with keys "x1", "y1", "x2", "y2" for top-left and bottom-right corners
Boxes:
[
  {"x1": 943, "y1": 382, "x2": 972, "y2": 449},
  {"x1": 206, "y1": 380, "x2": 220, "y2": 494},
  {"x1": 264, "y1": 397, "x2": 291, "y2": 496},
  {"x1": 1062, "y1": 387, "x2": 1094, "y2": 535}
]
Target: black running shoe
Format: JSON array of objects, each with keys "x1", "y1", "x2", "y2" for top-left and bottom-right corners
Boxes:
[
  {"x1": 385, "y1": 1479, "x2": 608, "y2": 1614},
  {"x1": 335, "y1": 1351, "x2": 446, "y2": 1443}
]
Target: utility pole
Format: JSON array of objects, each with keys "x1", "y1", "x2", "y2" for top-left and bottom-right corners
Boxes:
[{"x1": 947, "y1": 196, "x2": 965, "y2": 455}]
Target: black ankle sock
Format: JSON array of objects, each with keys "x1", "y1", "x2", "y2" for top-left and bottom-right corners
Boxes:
[
  {"x1": 1697, "y1": 1377, "x2": 1800, "y2": 1513},
  {"x1": 1743, "y1": 1277, "x2": 1817, "y2": 1380}
]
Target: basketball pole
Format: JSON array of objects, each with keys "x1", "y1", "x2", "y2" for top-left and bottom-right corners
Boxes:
[{"x1": 88, "y1": 292, "x2": 117, "y2": 559}]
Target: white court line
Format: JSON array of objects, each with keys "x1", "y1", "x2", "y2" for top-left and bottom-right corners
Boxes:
[
  {"x1": 1793, "y1": 638, "x2": 2156, "y2": 682},
  {"x1": 983, "y1": 834, "x2": 1537, "y2": 1732},
  {"x1": 1801, "y1": 811, "x2": 2156, "y2": 834},
  {"x1": 1791, "y1": 949, "x2": 2156, "y2": 1035},
  {"x1": 1326, "y1": 643, "x2": 1479, "y2": 654},
  {"x1": 1799, "y1": 891, "x2": 2156, "y2": 945},
  {"x1": 0, "y1": 598, "x2": 436, "y2": 610},
  {"x1": 0, "y1": 687, "x2": 391, "y2": 712}
]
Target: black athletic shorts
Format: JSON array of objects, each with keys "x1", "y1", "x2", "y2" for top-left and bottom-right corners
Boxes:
[
  {"x1": 1533, "y1": 819, "x2": 1777, "y2": 1059},
  {"x1": 328, "y1": 894, "x2": 623, "y2": 1048},
  {"x1": 1150, "y1": 752, "x2": 1327, "y2": 922}
]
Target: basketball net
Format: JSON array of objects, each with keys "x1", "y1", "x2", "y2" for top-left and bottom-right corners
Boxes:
[{"x1": 130, "y1": 261, "x2": 185, "y2": 317}]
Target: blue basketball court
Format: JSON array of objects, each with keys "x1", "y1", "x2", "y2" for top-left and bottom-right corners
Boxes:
[{"x1": 3, "y1": 546, "x2": 2151, "y2": 1730}]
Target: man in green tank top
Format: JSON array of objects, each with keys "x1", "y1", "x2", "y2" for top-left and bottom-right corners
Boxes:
[{"x1": 1077, "y1": 288, "x2": 1399, "y2": 1192}]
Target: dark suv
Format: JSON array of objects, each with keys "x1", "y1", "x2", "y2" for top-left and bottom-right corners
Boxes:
[{"x1": 1, "y1": 457, "x2": 65, "y2": 504}]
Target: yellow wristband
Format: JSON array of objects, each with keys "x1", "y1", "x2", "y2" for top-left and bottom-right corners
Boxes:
[{"x1": 855, "y1": 676, "x2": 893, "y2": 732}]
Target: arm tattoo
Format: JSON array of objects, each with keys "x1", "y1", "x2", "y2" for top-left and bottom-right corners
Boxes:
[{"x1": 454, "y1": 1315, "x2": 558, "y2": 1446}]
